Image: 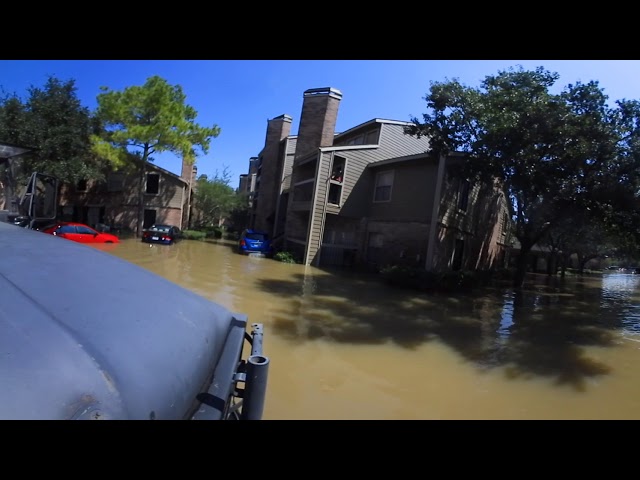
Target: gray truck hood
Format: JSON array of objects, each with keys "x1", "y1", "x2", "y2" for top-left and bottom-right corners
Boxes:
[{"x1": 0, "y1": 222, "x2": 238, "y2": 420}]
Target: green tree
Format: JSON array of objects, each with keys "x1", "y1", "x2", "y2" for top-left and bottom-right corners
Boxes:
[
  {"x1": 0, "y1": 77, "x2": 106, "y2": 208},
  {"x1": 94, "y1": 75, "x2": 220, "y2": 236},
  {"x1": 193, "y1": 167, "x2": 243, "y2": 227},
  {"x1": 405, "y1": 66, "x2": 629, "y2": 287}
]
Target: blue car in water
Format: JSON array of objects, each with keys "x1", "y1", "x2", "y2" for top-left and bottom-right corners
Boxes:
[{"x1": 238, "y1": 229, "x2": 272, "y2": 256}]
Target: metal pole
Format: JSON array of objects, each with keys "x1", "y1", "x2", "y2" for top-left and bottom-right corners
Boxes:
[{"x1": 241, "y1": 354, "x2": 269, "y2": 420}]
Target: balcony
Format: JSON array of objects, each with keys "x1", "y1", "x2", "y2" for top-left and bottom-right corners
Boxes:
[{"x1": 291, "y1": 180, "x2": 314, "y2": 211}]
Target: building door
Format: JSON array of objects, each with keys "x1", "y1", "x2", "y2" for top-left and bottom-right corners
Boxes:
[
  {"x1": 143, "y1": 209, "x2": 156, "y2": 229},
  {"x1": 87, "y1": 206, "x2": 101, "y2": 228},
  {"x1": 451, "y1": 239, "x2": 464, "y2": 271}
]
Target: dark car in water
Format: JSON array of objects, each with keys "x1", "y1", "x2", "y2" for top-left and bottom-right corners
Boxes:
[
  {"x1": 238, "y1": 229, "x2": 272, "y2": 256},
  {"x1": 141, "y1": 224, "x2": 182, "y2": 245}
]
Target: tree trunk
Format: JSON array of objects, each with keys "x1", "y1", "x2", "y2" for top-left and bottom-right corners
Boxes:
[
  {"x1": 560, "y1": 254, "x2": 568, "y2": 278},
  {"x1": 137, "y1": 161, "x2": 145, "y2": 237},
  {"x1": 547, "y1": 252, "x2": 557, "y2": 276},
  {"x1": 513, "y1": 246, "x2": 531, "y2": 288}
]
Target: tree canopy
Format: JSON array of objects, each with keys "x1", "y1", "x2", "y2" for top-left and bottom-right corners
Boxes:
[
  {"x1": 405, "y1": 65, "x2": 640, "y2": 287},
  {"x1": 0, "y1": 76, "x2": 106, "y2": 184},
  {"x1": 94, "y1": 75, "x2": 221, "y2": 234},
  {"x1": 193, "y1": 167, "x2": 246, "y2": 228}
]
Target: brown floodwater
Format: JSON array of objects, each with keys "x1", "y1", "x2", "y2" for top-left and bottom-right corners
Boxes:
[{"x1": 93, "y1": 238, "x2": 640, "y2": 419}]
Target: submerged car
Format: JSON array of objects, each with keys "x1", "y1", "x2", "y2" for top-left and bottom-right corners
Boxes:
[
  {"x1": 0, "y1": 221, "x2": 269, "y2": 420},
  {"x1": 238, "y1": 229, "x2": 272, "y2": 256},
  {"x1": 142, "y1": 224, "x2": 182, "y2": 245},
  {"x1": 42, "y1": 222, "x2": 120, "y2": 244}
]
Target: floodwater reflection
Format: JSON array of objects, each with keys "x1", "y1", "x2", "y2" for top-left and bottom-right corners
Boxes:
[{"x1": 99, "y1": 239, "x2": 640, "y2": 419}]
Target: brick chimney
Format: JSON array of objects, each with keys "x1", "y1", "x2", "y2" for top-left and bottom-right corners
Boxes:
[
  {"x1": 254, "y1": 114, "x2": 293, "y2": 232},
  {"x1": 180, "y1": 158, "x2": 197, "y2": 229},
  {"x1": 294, "y1": 87, "x2": 342, "y2": 162},
  {"x1": 181, "y1": 158, "x2": 195, "y2": 185}
]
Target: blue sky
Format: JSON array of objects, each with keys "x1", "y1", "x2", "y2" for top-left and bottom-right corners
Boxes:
[{"x1": 2, "y1": 60, "x2": 640, "y2": 187}]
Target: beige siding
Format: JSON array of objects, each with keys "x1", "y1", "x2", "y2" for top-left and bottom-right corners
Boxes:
[
  {"x1": 307, "y1": 152, "x2": 332, "y2": 265},
  {"x1": 281, "y1": 137, "x2": 297, "y2": 191},
  {"x1": 58, "y1": 163, "x2": 187, "y2": 232},
  {"x1": 141, "y1": 170, "x2": 185, "y2": 209}
]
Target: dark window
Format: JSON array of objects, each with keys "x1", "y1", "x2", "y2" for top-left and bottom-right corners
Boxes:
[
  {"x1": 374, "y1": 171, "x2": 393, "y2": 202},
  {"x1": 76, "y1": 225, "x2": 96, "y2": 234},
  {"x1": 58, "y1": 225, "x2": 76, "y2": 234},
  {"x1": 452, "y1": 239, "x2": 464, "y2": 271},
  {"x1": 365, "y1": 129, "x2": 379, "y2": 144},
  {"x1": 143, "y1": 209, "x2": 157, "y2": 228},
  {"x1": 146, "y1": 174, "x2": 160, "y2": 194},
  {"x1": 77, "y1": 179, "x2": 87, "y2": 192},
  {"x1": 328, "y1": 183, "x2": 341, "y2": 205},
  {"x1": 331, "y1": 157, "x2": 346, "y2": 183},
  {"x1": 458, "y1": 180, "x2": 470, "y2": 211},
  {"x1": 246, "y1": 232, "x2": 268, "y2": 241}
]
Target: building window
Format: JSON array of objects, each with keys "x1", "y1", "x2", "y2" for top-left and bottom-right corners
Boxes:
[
  {"x1": 76, "y1": 179, "x2": 87, "y2": 192},
  {"x1": 329, "y1": 156, "x2": 346, "y2": 206},
  {"x1": 373, "y1": 170, "x2": 393, "y2": 202},
  {"x1": 146, "y1": 173, "x2": 160, "y2": 195},
  {"x1": 347, "y1": 134, "x2": 364, "y2": 146},
  {"x1": 331, "y1": 157, "x2": 345, "y2": 183},
  {"x1": 328, "y1": 184, "x2": 342, "y2": 205},
  {"x1": 107, "y1": 173, "x2": 124, "y2": 192},
  {"x1": 458, "y1": 180, "x2": 470, "y2": 212},
  {"x1": 365, "y1": 129, "x2": 379, "y2": 144}
]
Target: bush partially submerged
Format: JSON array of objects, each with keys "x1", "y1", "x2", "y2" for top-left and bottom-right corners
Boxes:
[
  {"x1": 182, "y1": 230, "x2": 207, "y2": 241},
  {"x1": 274, "y1": 251, "x2": 297, "y2": 264}
]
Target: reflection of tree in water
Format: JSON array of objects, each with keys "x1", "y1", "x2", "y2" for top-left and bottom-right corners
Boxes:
[{"x1": 260, "y1": 272, "x2": 619, "y2": 389}]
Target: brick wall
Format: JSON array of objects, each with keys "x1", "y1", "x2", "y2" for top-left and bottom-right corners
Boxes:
[
  {"x1": 293, "y1": 88, "x2": 342, "y2": 162},
  {"x1": 254, "y1": 115, "x2": 292, "y2": 233}
]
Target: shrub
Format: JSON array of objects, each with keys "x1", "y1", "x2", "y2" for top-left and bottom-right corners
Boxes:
[
  {"x1": 182, "y1": 230, "x2": 207, "y2": 240},
  {"x1": 274, "y1": 251, "x2": 297, "y2": 264}
]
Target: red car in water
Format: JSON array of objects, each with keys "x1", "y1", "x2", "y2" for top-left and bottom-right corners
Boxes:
[{"x1": 42, "y1": 222, "x2": 120, "y2": 244}]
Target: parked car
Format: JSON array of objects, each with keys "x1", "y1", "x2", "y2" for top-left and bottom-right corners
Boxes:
[
  {"x1": 238, "y1": 229, "x2": 272, "y2": 256},
  {"x1": 42, "y1": 222, "x2": 120, "y2": 244},
  {"x1": 141, "y1": 224, "x2": 182, "y2": 245}
]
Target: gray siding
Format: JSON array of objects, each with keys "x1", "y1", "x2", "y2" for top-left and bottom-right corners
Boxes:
[
  {"x1": 299, "y1": 123, "x2": 432, "y2": 265},
  {"x1": 368, "y1": 158, "x2": 438, "y2": 222},
  {"x1": 376, "y1": 123, "x2": 431, "y2": 159},
  {"x1": 327, "y1": 124, "x2": 432, "y2": 218}
]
